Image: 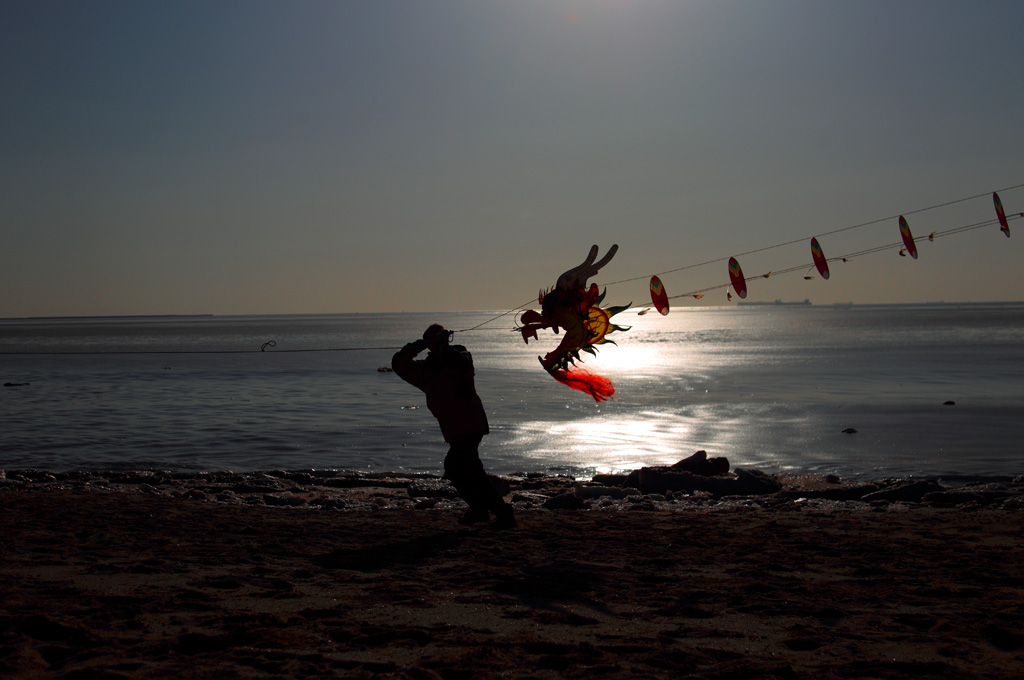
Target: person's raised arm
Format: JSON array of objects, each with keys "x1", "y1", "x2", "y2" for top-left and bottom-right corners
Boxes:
[{"x1": 392, "y1": 338, "x2": 429, "y2": 387}]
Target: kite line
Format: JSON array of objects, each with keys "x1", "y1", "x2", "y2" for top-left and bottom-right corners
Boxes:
[
  {"x1": 662, "y1": 213, "x2": 1021, "y2": 303},
  {"x1": 599, "y1": 181, "x2": 1024, "y2": 290},
  {"x1": 466, "y1": 182, "x2": 1024, "y2": 321},
  {"x1": 4, "y1": 183, "x2": 1020, "y2": 356}
]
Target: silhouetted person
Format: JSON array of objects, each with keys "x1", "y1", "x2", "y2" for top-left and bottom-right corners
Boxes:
[{"x1": 392, "y1": 324, "x2": 516, "y2": 529}]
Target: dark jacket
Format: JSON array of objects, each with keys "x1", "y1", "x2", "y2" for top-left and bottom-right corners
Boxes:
[{"x1": 392, "y1": 343, "x2": 489, "y2": 442}]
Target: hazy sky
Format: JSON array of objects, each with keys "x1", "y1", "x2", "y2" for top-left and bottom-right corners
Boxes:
[{"x1": 3, "y1": 0, "x2": 1023, "y2": 317}]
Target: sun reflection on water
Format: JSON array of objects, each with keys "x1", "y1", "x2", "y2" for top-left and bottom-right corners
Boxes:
[{"x1": 509, "y1": 410, "x2": 694, "y2": 475}]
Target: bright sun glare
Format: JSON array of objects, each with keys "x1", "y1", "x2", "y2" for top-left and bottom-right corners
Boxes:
[{"x1": 512, "y1": 412, "x2": 693, "y2": 476}]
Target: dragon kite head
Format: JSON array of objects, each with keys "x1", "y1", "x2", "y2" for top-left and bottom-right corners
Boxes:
[{"x1": 518, "y1": 245, "x2": 630, "y2": 402}]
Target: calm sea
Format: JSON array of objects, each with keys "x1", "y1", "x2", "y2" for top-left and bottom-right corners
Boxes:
[{"x1": 2, "y1": 304, "x2": 1022, "y2": 482}]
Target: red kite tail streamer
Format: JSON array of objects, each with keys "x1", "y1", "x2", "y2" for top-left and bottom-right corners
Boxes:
[{"x1": 551, "y1": 367, "x2": 615, "y2": 402}]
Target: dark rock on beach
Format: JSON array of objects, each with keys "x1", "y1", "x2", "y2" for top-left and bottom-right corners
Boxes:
[
  {"x1": 670, "y1": 449, "x2": 731, "y2": 476},
  {"x1": 861, "y1": 479, "x2": 945, "y2": 504},
  {"x1": 590, "y1": 473, "x2": 629, "y2": 487},
  {"x1": 627, "y1": 456, "x2": 780, "y2": 498}
]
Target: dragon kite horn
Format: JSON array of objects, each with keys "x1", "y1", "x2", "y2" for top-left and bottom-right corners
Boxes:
[{"x1": 555, "y1": 244, "x2": 619, "y2": 291}]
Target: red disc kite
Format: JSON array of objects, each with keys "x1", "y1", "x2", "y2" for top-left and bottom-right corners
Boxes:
[
  {"x1": 650, "y1": 275, "x2": 670, "y2": 315},
  {"x1": 899, "y1": 216, "x2": 918, "y2": 259},
  {"x1": 994, "y1": 192, "x2": 1011, "y2": 238},
  {"x1": 810, "y1": 238, "x2": 830, "y2": 279},
  {"x1": 728, "y1": 257, "x2": 747, "y2": 299}
]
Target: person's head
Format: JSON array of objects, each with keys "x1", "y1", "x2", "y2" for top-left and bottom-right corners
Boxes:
[{"x1": 423, "y1": 324, "x2": 450, "y2": 353}]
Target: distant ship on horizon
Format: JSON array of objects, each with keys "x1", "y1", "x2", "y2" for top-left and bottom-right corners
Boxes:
[{"x1": 737, "y1": 298, "x2": 812, "y2": 306}]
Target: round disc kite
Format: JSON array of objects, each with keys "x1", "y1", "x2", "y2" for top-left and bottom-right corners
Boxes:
[
  {"x1": 728, "y1": 257, "x2": 747, "y2": 299},
  {"x1": 649, "y1": 276, "x2": 670, "y2": 315},
  {"x1": 994, "y1": 192, "x2": 1011, "y2": 238},
  {"x1": 899, "y1": 216, "x2": 918, "y2": 259},
  {"x1": 810, "y1": 237, "x2": 830, "y2": 279}
]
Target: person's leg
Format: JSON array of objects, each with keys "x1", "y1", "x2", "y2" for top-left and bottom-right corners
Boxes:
[
  {"x1": 444, "y1": 435, "x2": 489, "y2": 523},
  {"x1": 444, "y1": 435, "x2": 513, "y2": 525}
]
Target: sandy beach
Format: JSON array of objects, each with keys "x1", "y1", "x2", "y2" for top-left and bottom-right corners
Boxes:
[{"x1": 2, "y1": 468, "x2": 1023, "y2": 679}]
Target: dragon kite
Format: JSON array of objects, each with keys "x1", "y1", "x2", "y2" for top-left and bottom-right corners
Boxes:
[{"x1": 517, "y1": 245, "x2": 630, "y2": 402}]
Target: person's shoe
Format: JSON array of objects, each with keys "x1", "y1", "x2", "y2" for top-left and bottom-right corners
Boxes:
[
  {"x1": 458, "y1": 507, "x2": 490, "y2": 526},
  {"x1": 492, "y1": 507, "x2": 517, "y2": 530}
]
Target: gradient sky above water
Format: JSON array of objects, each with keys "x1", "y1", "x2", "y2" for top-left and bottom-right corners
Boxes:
[{"x1": 2, "y1": 0, "x2": 1023, "y2": 318}]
